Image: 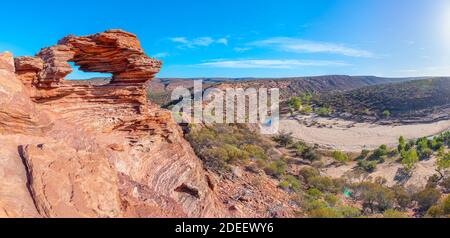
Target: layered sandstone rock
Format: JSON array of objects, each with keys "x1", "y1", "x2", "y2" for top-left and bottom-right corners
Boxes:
[{"x1": 0, "y1": 30, "x2": 230, "y2": 218}]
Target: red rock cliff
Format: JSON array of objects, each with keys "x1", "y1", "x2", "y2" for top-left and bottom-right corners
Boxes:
[{"x1": 0, "y1": 30, "x2": 229, "y2": 218}]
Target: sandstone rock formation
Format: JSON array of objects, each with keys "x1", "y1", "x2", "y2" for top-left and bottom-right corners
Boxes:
[{"x1": 0, "y1": 30, "x2": 229, "y2": 218}]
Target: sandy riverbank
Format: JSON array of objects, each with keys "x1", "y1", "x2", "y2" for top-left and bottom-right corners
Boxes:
[{"x1": 279, "y1": 115, "x2": 450, "y2": 152}]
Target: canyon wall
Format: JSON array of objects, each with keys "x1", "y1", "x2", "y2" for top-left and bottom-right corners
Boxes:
[{"x1": 0, "y1": 30, "x2": 229, "y2": 218}]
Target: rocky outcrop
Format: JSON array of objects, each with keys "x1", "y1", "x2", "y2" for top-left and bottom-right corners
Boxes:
[{"x1": 0, "y1": 30, "x2": 229, "y2": 218}]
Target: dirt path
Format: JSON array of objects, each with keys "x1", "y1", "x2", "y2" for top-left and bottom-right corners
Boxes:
[{"x1": 279, "y1": 115, "x2": 450, "y2": 152}]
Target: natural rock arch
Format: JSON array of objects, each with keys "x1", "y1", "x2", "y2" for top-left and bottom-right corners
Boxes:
[{"x1": 15, "y1": 29, "x2": 162, "y2": 88}]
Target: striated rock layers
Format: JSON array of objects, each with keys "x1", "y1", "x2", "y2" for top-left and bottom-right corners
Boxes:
[{"x1": 0, "y1": 30, "x2": 229, "y2": 218}]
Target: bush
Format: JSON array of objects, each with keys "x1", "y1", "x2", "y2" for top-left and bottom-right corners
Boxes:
[
  {"x1": 440, "y1": 177, "x2": 450, "y2": 193},
  {"x1": 357, "y1": 160, "x2": 378, "y2": 173},
  {"x1": 291, "y1": 141, "x2": 306, "y2": 157},
  {"x1": 414, "y1": 187, "x2": 442, "y2": 212},
  {"x1": 425, "y1": 195, "x2": 450, "y2": 218},
  {"x1": 264, "y1": 159, "x2": 288, "y2": 178},
  {"x1": 337, "y1": 206, "x2": 362, "y2": 218},
  {"x1": 372, "y1": 145, "x2": 388, "y2": 159},
  {"x1": 281, "y1": 175, "x2": 301, "y2": 192},
  {"x1": 392, "y1": 185, "x2": 412, "y2": 211},
  {"x1": 186, "y1": 124, "x2": 272, "y2": 174},
  {"x1": 419, "y1": 148, "x2": 433, "y2": 160},
  {"x1": 358, "y1": 149, "x2": 370, "y2": 160},
  {"x1": 241, "y1": 144, "x2": 268, "y2": 161},
  {"x1": 298, "y1": 167, "x2": 320, "y2": 183},
  {"x1": 302, "y1": 147, "x2": 321, "y2": 161},
  {"x1": 306, "y1": 188, "x2": 323, "y2": 199},
  {"x1": 307, "y1": 207, "x2": 341, "y2": 218},
  {"x1": 308, "y1": 176, "x2": 337, "y2": 193},
  {"x1": 401, "y1": 148, "x2": 419, "y2": 172},
  {"x1": 273, "y1": 132, "x2": 294, "y2": 147},
  {"x1": 278, "y1": 181, "x2": 290, "y2": 190},
  {"x1": 304, "y1": 198, "x2": 327, "y2": 210},
  {"x1": 332, "y1": 151, "x2": 349, "y2": 164},
  {"x1": 383, "y1": 209, "x2": 408, "y2": 218},
  {"x1": 426, "y1": 205, "x2": 445, "y2": 218},
  {"x1": 444, "y1": 195, "x2": 450, "y2": 215},
  {"x1": 352, "y1": 182, "x2": 395, "y2": 213},
  {"x1": 398, "y1": 136, "x2": 406, "y2": 153},
  {"x1": 325, "y1": 194, "x2": 338, "y2": 207},
  {"x1": 315, "y1": 107, "x2": 332, "y2": 117},
  {"x1": 287, "y1": 96, "x2": 302, "y2": 112}
]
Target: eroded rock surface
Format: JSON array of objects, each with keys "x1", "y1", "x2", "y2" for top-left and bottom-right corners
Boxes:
[{"x1": 0, "y1": 30, "x2": 229, "y2": 218}]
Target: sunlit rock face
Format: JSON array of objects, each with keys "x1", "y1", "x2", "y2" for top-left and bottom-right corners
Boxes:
[{"x1": 0, "y1": 30, "x2": 230, "y2": 218}]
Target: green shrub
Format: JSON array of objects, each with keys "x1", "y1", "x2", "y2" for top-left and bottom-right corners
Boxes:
[
  {"x1": 306, "y1": 188, "x2": 323, "y2": 199},
  {"x1": 308, "y1": 207, "x2": 341, "y2": 218},
  {"x1": 358, "y1": 149, "x2": 370, "y2": 160},
  {"x1": 383, "y1": 209, "x2": 408, "y2": 218},
  {"x1": 272, "y1": 132, "x2": 294, "y2": 147},
  {"x1": 392, "y1": 185, "x2": 412, "y2": 211},
  {"x1": 357, "y1": 160, "x2": 377, "y2": 173},
  {"x1": 440, "y1": 177, "x2": 450, "y2": 193},
  {"x1": 414, "y1": 187, "x2": 442, "y2": 212},
  {"x1": 352, "y1": 182, "x2": 395, "y2": 213},
  {"x1": 302, "y1": 147, "x2": 321, "y2": 161},
  {"x1": 281, "y1": 175, "x2": 302, "y2": 192},
  {"x1": 401, "y1": 148, "x2": 419, "y2": 172},
  {"x1": 332, "y1": 151, "x2": 349, "y2": 164},
  {"x1": 325, "y1": 194, "x2": 338, "y2": 207},
  {"x1": 315, "y1": 107, "x2": 332, "y2": 117},
  {"x1": 425, "y1": 195, "x2": 450, "y2": 218},
  {"x1": 264, "y1": 159, "x2": 288, "y2": 178},
  {"x1": 337, "y1": 206, "x2": 362, "y2": 218},
  {"x1": 298, "y1": 167, "x2": 320, "y2": 183},
  {"x1": 278, "y1": 181, "x2": 290, "y2": 190},
  {"x1": 398, "y1": 136, "x2": 406, "y2": 153},
  {"x1": 373, "y1": 145, "x2": 388, "y2": 159},
  {"x1": 287, "y1": 96, "x2": 302, "y2": 112},
  {"x1": 426, "y1": 205, "x2": 445, "y2": 218},
  {"x1": 241, "y1": 144, "x2": 268, "y2": 161},
  {"x1": 308, "y1": 176, "x2": 337, "y2": 193},
  {"x1": 291, "y1": 141, "x2": 306, "y2": 156}
]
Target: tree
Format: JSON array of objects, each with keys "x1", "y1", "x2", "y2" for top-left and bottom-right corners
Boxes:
[
  {"x1": 392, "y1": 185, "x2": 412, "y2": 211},
  {"x1": 398, "y1": 136, "x2": 406, "y2": 153},
  {"x1": 287, "y1": 97, "x2": 302, "y2": 112},
  {"x1": 414, "y1": 187, "x2": 442, "y2": 212},
  {"x1": 436, "y1": 151, "x2": 450, "y2": 180},
  {"x1": 401, "y1": 148, "x2": 419, "y2": 172},
  {"x1": 382, "y1": 110, "x2": 391, "y2": 118},
  {"x1": 359, "y1": 183, "x2": 395, "y2": 213}
]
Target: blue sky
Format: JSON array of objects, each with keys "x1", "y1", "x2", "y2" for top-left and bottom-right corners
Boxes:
[{"x1": 1, "y1": 0, "x2": 450, "y2": 78}]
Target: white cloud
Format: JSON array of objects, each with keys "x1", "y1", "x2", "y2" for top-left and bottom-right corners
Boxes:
[
  {"x1": 196, "y1": 59, "x2": 349, "y2": 69},
  {"x1": 170, "y1": 37, "x2": 189, "y2": 44},
  {"x1": 217, "y1": 38, "x2": 228, "y2": 46},
  {"x1": 250, "y1": 37, "x2": 374, "y2": 58},
  {"x1": 170, "y1": 37, "x2": 229, "y2": 48},
  {"x1": 234, "y1": 47, "x2": 251, "y2": 52},
  {"x1": 153, "y1": 52, "x2": 169, "y2": 58}
]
